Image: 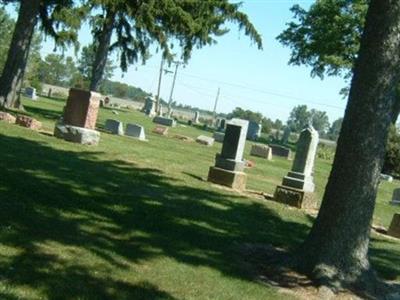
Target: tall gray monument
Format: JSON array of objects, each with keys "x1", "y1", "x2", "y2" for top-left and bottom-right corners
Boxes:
[
  {"x1": 273, "y1": 125, "x2": 319, "y2": 208},
  {"x1": 208, "y1": 118, "x2": 249, "y2": 190}
]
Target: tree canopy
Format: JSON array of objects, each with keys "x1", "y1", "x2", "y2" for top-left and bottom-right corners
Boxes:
[{"x1": 277, "y1": 0, "x2": 367, "y2": 80}]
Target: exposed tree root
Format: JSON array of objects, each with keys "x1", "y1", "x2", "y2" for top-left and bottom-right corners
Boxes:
[{"x1": 237, "y1": 243, "x2": 399, "y2": 299}]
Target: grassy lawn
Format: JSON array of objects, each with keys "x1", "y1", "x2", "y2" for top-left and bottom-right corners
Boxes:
[{"x1": 0, "y1": 96, "x2": 399, "y2": 299}]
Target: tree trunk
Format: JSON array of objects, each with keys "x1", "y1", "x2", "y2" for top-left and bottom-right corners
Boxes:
[
  {"x1": 296, "y1": 0, "x2": 400, "y2": 290},
  {"x1": 89, "y1": 8, "x2": 116, "y2": 92},
  {"x1": 0, "y1": 0, "x2": 40, "y2": 108}
]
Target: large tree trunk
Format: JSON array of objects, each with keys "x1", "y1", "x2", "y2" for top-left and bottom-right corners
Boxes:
[
  {"x1": 297, "y1": 0, "x2": 400, "y2": 290},
  {"x1": 0, "y1": 0, "x2": 40, "y2": 109},
  {"x1": 89, "y1": 8, "x2": 116, "y2": 92}
]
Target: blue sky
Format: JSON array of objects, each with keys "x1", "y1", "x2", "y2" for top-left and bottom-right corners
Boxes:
[{"x1": 38, "y1": 0, "x2": 347, "y2": 123}]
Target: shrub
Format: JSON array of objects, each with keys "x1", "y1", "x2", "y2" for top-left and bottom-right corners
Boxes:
[{"x1": 382, "y1": 124, "x2": 400, "y2": 176}]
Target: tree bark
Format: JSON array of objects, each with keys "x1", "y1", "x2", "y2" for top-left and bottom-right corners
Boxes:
[
  {"x1": 296, "y1": 0, "x2": 400, "y2": 290},
  {"x1": 89, "y1": 8, "x2": 116, "y2": 92},
  {"x1": 0, "y1": 0, "x2": 40, "y2": 108}
]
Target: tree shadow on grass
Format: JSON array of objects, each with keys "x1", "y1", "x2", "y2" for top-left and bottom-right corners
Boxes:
[
  {"x1": 23, "y1": 105, "x2": 62, "y2": 121},
  {"x1": 0, "y1": 134, "x2": 398, "y2": 298},
  {"x1": 0, "y1": 134, "x2": 310, "y2": 299}
]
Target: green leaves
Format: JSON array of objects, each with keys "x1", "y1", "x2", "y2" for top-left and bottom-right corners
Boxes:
[
  {"x1": 277, "y1": 0, "x2": 368, "y2": 80},
  {"x1": 89, "y1": 0, "x2": 263, "y2": 72}
]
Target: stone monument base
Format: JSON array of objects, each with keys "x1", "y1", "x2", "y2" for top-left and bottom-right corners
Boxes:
[
  {"x1": 272, "y1": 185, "x2": 317, "y2": 209},
  {"x1": 54, "y1": 124, "x2": 100, "y2": 145},
  {"x1": 388, "y1": 213, "x2": 400, "y2": 239},
  {"x1": 207, "y1": 166, "x2": 247, "y2": 190}
]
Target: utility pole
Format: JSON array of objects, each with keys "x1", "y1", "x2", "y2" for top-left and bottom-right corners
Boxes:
[
  {"x1": 155, "y1": 56, "x2": 164, "y2": 114},
  {"x1": 212, "y1": 87, "x2": 220, "y2": 127},
  {"x1": 167, "y1": 61, "x2": 180, "y2": 117}
]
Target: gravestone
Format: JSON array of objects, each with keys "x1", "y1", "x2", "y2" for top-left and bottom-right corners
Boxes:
[
  {"x1": 158, "y1": 104, "x2": 163, "y2": 116},
  {"x1": 213, "y1": 132, "x2": 225, "y2": 143},
  {"x1": 54, "y1": 124, "x2": 100, "y2": 145},
  {"x1": 196, "y1": 135, "x2": 214, "y2": 146},
  {"x1": 193, "y1": 111, "x2": 200, "y2": 124},
  {"x1": 273, "y1": 125, "x2": 319, "y2": 209},
  {"x1": 218, "y1": 119, "x2": 226, "y2": 132},
  {"x1": 25, "y1": 87, "x2": 38, "y2": 100},
  {"x1": 247, "y1": 121, "x2": 262, "y2": 141},
  {"x1": 0, "y1": 112, "x2": 16, "y2": 123},
  {"x1": 281, "y1": 127, "x2": 291, "y2": 144},
  {"x1": 390, "y1": 188, "x2": 400, "y2": 205},
  {"x1": 16, "y1": 115, "x2": 42, "y2": 130},
  {"x1": 54, "y1": 88, "x2": 101, "y2": 145},
  {"x1": 126, "y1": 123, "x2": 146, "y2": 140},
  {"x1": 105, "y1": 119, "x2": 124, "y2": 135},
  {"x1": 62, "y1": 88, "x2": 100, "y2": 129},
  {"x1": 47, "y1": 88, "x2": 52, "y2": 98},
  {"x1": 388, "y1": 214, "x2": 400, "y2": 239},
  {"x1": 153, "y1": 116, "x2": 176, "y2": 127},
  {"x1": 143, "y1": 96, "x2": 156, "y2": 117},
  {"x1": 269, "y1": 144, "x2": 291, "y2": 160},
  {"x1": 250, "y1": 144, "x2": 272, "y2": 160},
  {"x1": 152, "y1": 125, "x2": 168, "y2": 135},
  {"x1": 208, "y1": 118, "x2": 249, "y2": 190}
]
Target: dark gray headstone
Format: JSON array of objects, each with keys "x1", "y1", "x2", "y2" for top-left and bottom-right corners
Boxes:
[{"x1": 105, "y1": 119, "x2": 124, "y2": 135}]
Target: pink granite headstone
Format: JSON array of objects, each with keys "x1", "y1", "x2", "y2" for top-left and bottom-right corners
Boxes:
[{"x1": 63, "y1": 88, "x2": 101, "y2": 130}]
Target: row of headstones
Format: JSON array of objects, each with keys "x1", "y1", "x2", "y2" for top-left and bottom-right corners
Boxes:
[
  {"x1": 33, "y1": 87, "x2": 399, "y2": 240},
  {"x1": 208, "y1": 118, "x2": 400, "y2": 239},
  {"x1": 105, "y1": 119, "x2": 146, "y2": 140}
]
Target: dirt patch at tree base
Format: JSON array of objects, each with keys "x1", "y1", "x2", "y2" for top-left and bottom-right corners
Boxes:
[{"x1": 237, "y1": 243, "x2": 400, "y2": 300}]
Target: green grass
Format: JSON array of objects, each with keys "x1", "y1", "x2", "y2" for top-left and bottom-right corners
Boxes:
[{"x1": 0, "y1": 96, "x2": 399, "y2": 299}]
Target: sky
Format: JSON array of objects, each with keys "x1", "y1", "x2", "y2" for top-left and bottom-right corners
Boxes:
[{"x1": 38, "y1": 0, "x2": 347, "y2": 124}]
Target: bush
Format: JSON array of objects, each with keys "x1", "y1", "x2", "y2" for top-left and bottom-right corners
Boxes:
[
  {"x1": 382, "y1": 124, "x2": 400, "y2": 176},
  {"x1": 317, "y1": 144, "x2": 336, "y2": 161}
]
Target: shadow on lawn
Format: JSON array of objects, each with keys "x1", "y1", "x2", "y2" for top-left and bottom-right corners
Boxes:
[{"x1": 0, "y1": 134, "x2": 397, "y2": 299}]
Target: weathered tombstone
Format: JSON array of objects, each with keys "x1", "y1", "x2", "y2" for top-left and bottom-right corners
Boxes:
[
  {"x1": 281, "y1": 127, "x2": 291, "y2": 144},
  {"x1": 47, "y1": 88, "x2": 52, "y2": 98},
  {"x1": 196, "y1": 135, "x2": 214, "y2": 146},
  {"x1": 152, "y1": 125, "x2": 168, "y2": 135},
  {"x1": 213, "y1": 131, "x2": 225, "y2": 143},
  {"x1": 208, "y1": 118, "x2": 249, "y2": 190},
  {"x1": 388, "y1": 213, "x2": 400, "y2": 238},
  {"x1": 16, "y1": 115, "x2": 42, "y2": 130},
  {"x1": 25, "y1": 87, "x2": 38, "y2": 100},
  {"x1": 54, "y1": 125, "x2": 100, "y2": 145},
  {"x1": 104, "y1": 96, "x2": 110, "y2": 106},
  {"x1": 63, "y1": 88, "x2": 100, "y2": 129},
  {"x1": 269, "y1": 144, "x2": 292, "y2": 160},
  {"x1": 54, "y1": 88, "x2": 101, "y2": 145},
  {"x1": 247, "y1": 121, "x2": 262, "y2": 141},
  {"x1": 143, "y1": 96, "x2": 156, "y2": 117},
  {"x1": 153, "y1": 116, "x2": 176, "y2": 127},
  {"x1": 0, "y1": 112, "x2": 16, "y2": 123},
  {"x1": 193, "y1": 111, "x2": 200, "y2": 124},
  {"x1": 390, "y1": 188, "x2": 400, "y2": 205},
  {"x1": 218, "y1": 119, "x2": 226, "y2": 132},
  {"x1": 273, "y1": 125, "x2": 319, "y2": 209},
  {"x1": 173, "y1": 134, "x2": 194, "y2": 142},
  {"x1": 250, "y1": 144, "x2": 272, "y2": 160},
  {"x1": 126, "y1": 123, "x2": 146, "y2": 140},
  {"x1": 105, "y1": 119, "x2": 124, "y2": 135}
]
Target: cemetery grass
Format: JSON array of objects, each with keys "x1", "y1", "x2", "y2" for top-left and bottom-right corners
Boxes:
[{"x1": 0, "y1": 97, "x2": 398, "y2": 299}]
